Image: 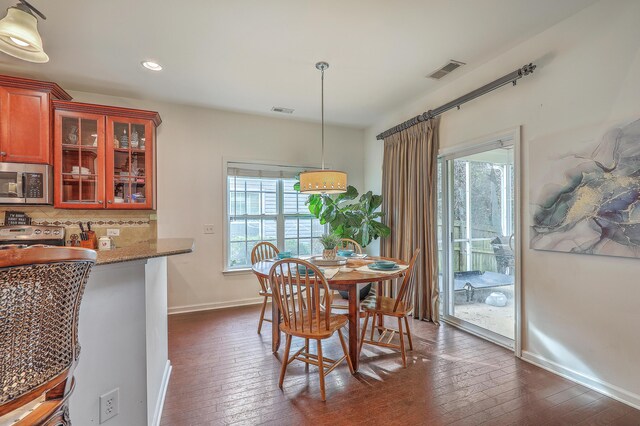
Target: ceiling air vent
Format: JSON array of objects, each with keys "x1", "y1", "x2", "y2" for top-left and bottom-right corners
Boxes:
[
  {"x1": 271, "y1": 107, "x2": 294, "y2": 114},
  {"x1": 427, "y1": 60, "x2": 465, "y2": 80}
]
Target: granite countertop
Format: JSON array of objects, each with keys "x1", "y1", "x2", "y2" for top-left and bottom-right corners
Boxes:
[{"x1": 95, "y1": 238, "x2": 194, "y2": 265}]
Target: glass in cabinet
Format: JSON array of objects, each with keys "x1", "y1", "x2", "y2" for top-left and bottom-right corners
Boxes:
[
  {"x1": 54, "y1": 111, "x2": 105, "y2": 208},
  {"x1": 106, "y1": 117, "x2": 153, "y2": 209}
]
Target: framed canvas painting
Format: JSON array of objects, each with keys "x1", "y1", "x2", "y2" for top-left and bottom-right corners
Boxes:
[{"x1": 530, "y1": 117, "x2": 640, "y2": 258}]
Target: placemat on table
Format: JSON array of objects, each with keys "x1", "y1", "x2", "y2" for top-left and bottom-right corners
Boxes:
[{"x1": 354, "y1": 264, "x2": 409, "y2": 275}]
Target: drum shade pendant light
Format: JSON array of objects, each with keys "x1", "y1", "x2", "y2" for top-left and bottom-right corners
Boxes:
[
  {"x1": 299, "y1": 62, "x2": 347, "y2": 194},
  {"x1": 0, "y1": 0, "x2": 48, "y2": 63}
]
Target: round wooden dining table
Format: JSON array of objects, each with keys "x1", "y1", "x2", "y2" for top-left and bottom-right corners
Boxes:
[{"x1": 251, "y1": 256, "x2": 408, "y2": 372}]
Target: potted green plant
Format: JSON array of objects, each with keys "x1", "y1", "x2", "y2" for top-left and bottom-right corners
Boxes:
[
  {"x1": 319, "y1": 233, "x2": 341, "y2": 260},
  {"x1": 295, "y1": 182, "x2": 391, "y2": 301},
  {"x1": 294, "y1": 182, "x2": 391, "y2": 248}
]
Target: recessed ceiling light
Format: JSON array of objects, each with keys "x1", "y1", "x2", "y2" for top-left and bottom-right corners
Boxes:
[{"x1": 141, "y1": 61, "x2": 162, "y2": 71}]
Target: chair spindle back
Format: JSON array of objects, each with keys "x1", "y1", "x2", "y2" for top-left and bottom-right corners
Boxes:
[
  {"x1": 251, "y1": 242, "x2": 279, "y2": 292},
  {"x1": 269, "y1": 259, "x2": 331, "y2": 334},
  {"x1": 393, "y1": 249, "x2": 421, "y2": 313},
  {"x1": 339, "y1": 238, "x2": 363, "y2": 254}
]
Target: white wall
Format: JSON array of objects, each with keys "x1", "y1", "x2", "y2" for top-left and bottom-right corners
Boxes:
[
  {"x1": 145, "y1": 257, "x2": 170, "y2": 426},
  {"x1": 364, "y1": 0, "x2": 640, "y2": 408},
  {"x1": 71, "y1": 262, "x2": 148, "y2": 425},
  {"x1": 71, "y1": 258, "x2": 170, "y2": 426},
  {"x1": 67, "y1": 90, "x2": 365, "y2": 312}
]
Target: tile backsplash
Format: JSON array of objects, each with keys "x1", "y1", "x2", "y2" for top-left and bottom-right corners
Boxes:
[{"x1": 0, "y1": 207, "x2": 157, "y2": 247}]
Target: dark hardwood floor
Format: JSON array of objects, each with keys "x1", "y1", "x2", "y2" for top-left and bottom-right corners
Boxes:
[{"x1": 160, "y1": 304, "x2": 639, "y2": 426}]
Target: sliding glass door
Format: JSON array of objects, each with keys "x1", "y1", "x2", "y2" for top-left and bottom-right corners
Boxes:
[{"x1": 439, "y1": 134, "x2": 519, "y2": 349}]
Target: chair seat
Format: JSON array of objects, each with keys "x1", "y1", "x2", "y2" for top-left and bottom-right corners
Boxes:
[
  {"x1": 280, "y1": 311, "x2": 348, "y2": 338},
  {"x1": 361, "y1": 295, "x2": 411, "y2": 317}
]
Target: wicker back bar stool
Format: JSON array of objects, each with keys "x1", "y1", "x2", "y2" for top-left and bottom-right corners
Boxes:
[{"x1": 0, "y1": 245, "x2": 96, "y2": 425}]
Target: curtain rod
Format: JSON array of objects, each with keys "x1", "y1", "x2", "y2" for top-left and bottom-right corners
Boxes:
[{"x1": 376, "y1": 63, "x2": 536, "y2": 140}]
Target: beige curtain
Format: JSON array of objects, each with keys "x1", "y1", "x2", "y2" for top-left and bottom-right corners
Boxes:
[{"x1": 381, "y1": 118, "x2": 440, "y2": 323}]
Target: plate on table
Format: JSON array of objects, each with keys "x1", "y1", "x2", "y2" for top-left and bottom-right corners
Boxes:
[
  {"x1": 368, "y1": 264, "x2": 400, "y2": 271},
  {"x1": 337, "y1": 251, "x2": 368, "y2": 259},
  {"x1": 297, "y1": 266, "x2": 325, "y2": 276},
  {"x1": 309, "y1": 256, "x2": 348, "y2": 266}
]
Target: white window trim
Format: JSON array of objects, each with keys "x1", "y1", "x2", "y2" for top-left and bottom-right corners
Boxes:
[{"x1": 221, "y1": 157, "x2": 328, "y2": 273}]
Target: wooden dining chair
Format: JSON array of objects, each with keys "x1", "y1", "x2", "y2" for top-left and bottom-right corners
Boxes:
[
  {"x1": 269, "y1": 258, "x2": 354, "y2": 401},
  {"x1": 0, "y1": 245, "x2": 96, "y2": 425},
  {"x1": 327, "y1": 238, "x2": 365, "y2": 311},
  {"x1": 358, "y1": 249, "x2": 420, "y2": 368},
  {"x1": 250, "y1": 242, "x2": 279, "y2": 334},
  {"x1": 339, "y1": 238, "x2": 363, "y2": 254}
]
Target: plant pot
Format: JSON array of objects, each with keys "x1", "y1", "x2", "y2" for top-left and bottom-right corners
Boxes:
[{"x1": 323, "y1": 248, "x2": 336, "y2": 260}]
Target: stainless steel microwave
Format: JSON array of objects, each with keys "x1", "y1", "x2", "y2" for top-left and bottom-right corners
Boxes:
[{"x1": 0, "y1": 163, "x2": 52, "y2": 204}]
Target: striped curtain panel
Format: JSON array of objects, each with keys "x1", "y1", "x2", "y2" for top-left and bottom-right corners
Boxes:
[{"x1": 381, "y1": 118, "x2": 440, "y2": 323}]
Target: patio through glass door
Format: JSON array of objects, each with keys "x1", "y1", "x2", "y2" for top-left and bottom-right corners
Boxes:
[{"x1": 439, "y1": 134, "x2": 519, "y2": 349}]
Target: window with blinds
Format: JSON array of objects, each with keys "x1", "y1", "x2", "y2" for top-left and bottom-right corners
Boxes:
[{"x1": 226, "y1": 162, "x2": 325, "y2": 269}]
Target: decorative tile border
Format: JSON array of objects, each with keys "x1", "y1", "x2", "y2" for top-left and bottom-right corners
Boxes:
[{"x1": 24, "y1": 217, "x2": 152, "y2": 227}]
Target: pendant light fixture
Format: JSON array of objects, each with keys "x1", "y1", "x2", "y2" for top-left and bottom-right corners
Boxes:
[
  {"x1": 299, "y1": 62, "x2": 348, "y2": 194},
  {"x1": 0, "y1": 0, "x2": 48, "y2": 63}
]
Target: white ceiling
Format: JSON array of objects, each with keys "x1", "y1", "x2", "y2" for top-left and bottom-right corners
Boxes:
[{"x1": 0, "y1": 0, "x2": 596, "y2": 128}]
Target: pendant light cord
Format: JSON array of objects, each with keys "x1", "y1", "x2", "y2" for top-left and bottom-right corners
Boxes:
[{"x1": 321, "y1": 66, "x2": 325, "y2": 170}]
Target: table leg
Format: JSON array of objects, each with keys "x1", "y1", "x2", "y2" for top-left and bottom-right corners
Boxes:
[
  {"x1": 347, "y1": 285, "x2": 360, "y2": 373},
  {"x1": 271, "y1": 298, "x2": 281, "y2": 353},
  {"x1": 377, "y1": 280, "x2": 384, "y2": 333}
]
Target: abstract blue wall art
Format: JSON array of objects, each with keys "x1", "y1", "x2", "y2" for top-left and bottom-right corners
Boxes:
[{"x1": 531, "y1": 118, "x2": 640, "y2": 258}]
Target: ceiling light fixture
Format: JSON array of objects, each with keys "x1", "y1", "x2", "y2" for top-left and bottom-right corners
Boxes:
[
  {"x1": 299, "y1": 62, "x2": 348, "y2": 194},
  {"x1": 0, "y1": 0, "x2": 48, "y2": 63},
  {"x1": 141, "y1": 61, "x2": 163, "y2": 71}
]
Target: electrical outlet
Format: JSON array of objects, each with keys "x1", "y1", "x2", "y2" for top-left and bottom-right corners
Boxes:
[
  {"x1": 107, "y1": 228, "x2": 120, "y2": 237},
  {"x1": 99, "y1": 388, "x2": 119, "y2": 423},
  {"x1": 203, "y1": 224, "x2": 215, "y2": 234}
]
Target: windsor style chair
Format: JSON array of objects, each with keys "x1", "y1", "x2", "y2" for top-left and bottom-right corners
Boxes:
[
  {"x1": 0, "y1": 245, "x2": 96, "y2": 425},
  {"x1": 329, "y1": 238, "x2": 365, "y2": 311},
  {"x1": 269, "y1": 258, "x2": 354, "y2": 401},
  {"x1": 358, "y1": 249, "x2": 420, "y2": 368},
  {"x1": 250, "y1": 242, "x2": 279, "y2": 334}
]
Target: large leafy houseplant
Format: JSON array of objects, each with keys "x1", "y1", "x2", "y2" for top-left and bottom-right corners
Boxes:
[{"x1": 293, "y1": 182, "x2": 391, "y2": 248}]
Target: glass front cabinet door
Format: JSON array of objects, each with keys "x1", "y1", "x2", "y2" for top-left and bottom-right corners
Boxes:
[
  {"x1": 105, "y1": 117, "x2": 153, "y2": 209},
  {"x1": 54, "y1": 111, "x2": 105, "y2": 208},
  {"x1": 53, "y1": 101, "x2": 160, "y2": 209}
]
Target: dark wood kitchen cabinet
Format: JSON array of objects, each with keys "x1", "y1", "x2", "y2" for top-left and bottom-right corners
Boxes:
[
  {"x1": 0, "y1": 75, "x2": 71, "y2": 164},
  {"x1": 53, "y1": 100, "x2": 161, "y2": 209}
]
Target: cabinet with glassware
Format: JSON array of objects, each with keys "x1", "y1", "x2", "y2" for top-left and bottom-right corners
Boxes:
[{"x1": 52, "y1": 100, "x2": 161, "y2": 209}]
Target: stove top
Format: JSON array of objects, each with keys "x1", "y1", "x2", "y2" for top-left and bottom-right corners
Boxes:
[{"x1": 0, "y1": 225, "x2": 65, "y2": 245}]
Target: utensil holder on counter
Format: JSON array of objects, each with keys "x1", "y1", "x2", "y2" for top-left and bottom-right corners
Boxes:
[{"x1": 79, "y1": 231, "x2": 98, "y2": 250}]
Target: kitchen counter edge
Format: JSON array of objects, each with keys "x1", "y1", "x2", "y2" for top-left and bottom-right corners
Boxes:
[{"x1": 95, "y1": 238, "x2": 194, "y2": 265}]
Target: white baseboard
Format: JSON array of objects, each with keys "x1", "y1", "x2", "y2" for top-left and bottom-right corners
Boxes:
[
  {"x1": 168, "y1": 297, "x2": 264, "y2": 315},
  {"x1": 521, "y1": 350, "x2": 640, "y2": 410},
  {"x1": 151, "y1": 360, "x2": 172, "y2": 426}
]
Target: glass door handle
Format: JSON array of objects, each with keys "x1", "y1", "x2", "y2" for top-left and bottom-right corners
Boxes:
[
  {"x1": 98, "y1": 200, "x2": 103, "y2": 204},
  {"x1": 107, "y1": 200, "x2": 113, "y2": 204}
]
